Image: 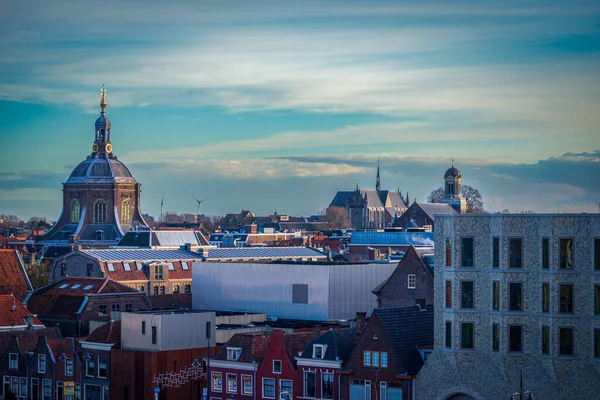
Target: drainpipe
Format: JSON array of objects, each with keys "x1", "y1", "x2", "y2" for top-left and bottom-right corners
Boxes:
[
  {"x1": 337, "y1": 372, "x2": 341, "y2": 400},
  {"x1": 253, "y1": 364, "x2": 257, "y2": 400}
]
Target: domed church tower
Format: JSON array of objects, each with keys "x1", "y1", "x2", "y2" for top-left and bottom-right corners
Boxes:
[
  {"x1": 40, "y1": 87, "x2": 149, "y2": 245},
  {"x1": 440, "y1": 159, "x2": 467, "y2": 213}
]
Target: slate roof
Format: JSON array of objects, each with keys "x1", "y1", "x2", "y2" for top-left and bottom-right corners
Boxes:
[
  {"x1": 374, "y1": 305, "x2": 433, "y2": 375},
  {"x1": 82, "y1": 248, "x2": 201, "y2": 261},
  {"x1": 0, "y1": 249, "x2": 33, "y2": 302},
  {"x1": 0, "y1": 295, "x2": 43, "y2": 328},
  {"x1": 330, "y1": 190, "x2": 407, "y2": 209},
  {"x1": 349, "y1": 232, "x2": 434, "y2": 247},
  {"x1": 203, "y1": 247, "x2": 326, "y2": 260},
  {"x1": 298, "y1": 328, "x2": 359, "y2": 366},
  {"x1": 86, "y1": 320, "x2": 121, "y2": 348},
  {"x1": 0, "y1": 327, "x2": 62, "y2": 355},
  {"x1": 279, "y1": 222, "x2": 330, "y2": 232},
  {"x1": 415, "y1": 202, "x2": 457, "y2": 221},
  {"x1": 146, "y1": 293, "x2": 192, "y2": 310},
  {"x1": 372, "y1": 245, "x2": 433, "y2": 295},
  {"x1": 213, "y1": 332, "x2": 272, "y2": 363}
]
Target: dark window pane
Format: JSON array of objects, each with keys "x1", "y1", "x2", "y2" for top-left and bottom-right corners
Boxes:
[
  {"x1": 595, "y1": 329, "x2": 600, "y2": 358},
  {"x1": 559, "y1": 328, "x2": 573, "y2": 355},
  {"x1": 492, "y1": 324, "x2": 499, "y2": 351},
  {"x1": 509, "y1": 238, "x2": 522, "y2": 268},
  {"x1": 445, "y1": 322, "x2": 452, "y2": 348},
  {"x1": 559, "y1": 239, "x2": 573, "y2": 269},
  {"x1": 542, "y1": 238, "x2": 549, "y2": 269},
  {"x1": 542, "y1": 326, "x2": 550, "y2": 354},
  {"x1": 596, "y1": 286, "x2": 600, "y2": 315},
  {"x1": 509, "y1": 283, "x2": 522, "y2": 311},
  {"x1": 595, "y1": 239, "x2": 600, "y2": 270},
  {"x1": 492, "y1": 238, "x2": 499, "y2": 268},
  {"x1": 492, "y1": 281, "x2": 500, "y2": 311},
  {"x1": 152, "y1": 326, "x2": 157, "y2": 344},
  {"x1": 461, "y1": 323, "x2": 474, "y2": 349},
  {"x1": 445, "y1": 281, "x2": 452, "y2": 308},
  {"x1": 461, "y1": 281, "x2": 474, "y2": 309},
  {"x1": 445, "y1": 238, "x2": 452, "y2": 267},
  {"x1": 542, "y1": 283, "x2": 550, "y2": 313},
  {"x1": 461, "y1": 238, "x2": 474, "y2": 267},
  {"x1": 292, "y1": 284, "x2": 309, "y2": 304},
  {"x1": 559, "y1": 285, "x2": 573, "y2": 313},
  {"x1": 509, "y1": 325, "x2": 522, "y2": 352}
]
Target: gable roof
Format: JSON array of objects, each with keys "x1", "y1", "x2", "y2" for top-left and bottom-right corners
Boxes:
[
  {"x1": 86, "y1": 320, "x2": 121, "y2": 348},
  {"x1": 0, "y1": 327, "x2": 63, "y2": 356},
  {"x1": 298, "y1": 327, "x2": 359, "y2": 366},
  {"x1": 374, "y1": 305, "x2": 433, "y2": 375},
  {"x1": 0, "y1": 294, "x2": 43, "y2": 329},
  {"x1": 213, "y1": 332, "x2": 272, "y2": 363},
  {"x1": 0, "y1": 249, "x2": 33, "y2": 302},
  {"x1": 414, "y1": 202, "x2": 456, "y2": 221},
  {"x1": 372, "y1": 245, "x2": 433, "y2": 295}
]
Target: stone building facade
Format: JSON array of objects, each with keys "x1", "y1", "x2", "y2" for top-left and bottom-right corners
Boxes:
[{"x1": 415, "y1": 214, "x2": 600, "y2": 400}]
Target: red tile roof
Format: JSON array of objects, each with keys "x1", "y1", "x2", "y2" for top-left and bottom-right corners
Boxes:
[
  {"x1": 146, "y1": 293, "x2": 191, "y2": 310},
  {"x1": 0, "y1": 249, "x2": 32, "y2": 302},
  {"x1": 0, "y1": 327, "x2": 63, "y2": 355},
  {"x1": 47, "y1": 337, "x2": 78, "y2": 359},
  {"x1": 213, "y1": 332, "x2": 272, "y2": 363},
  {"x1": 102, "y1": 262, "x2": 148, "y2": 281},
  {"x1": 168, "y1": 261, "x2": 192, "y2": 280},
  {"x1": 0, "y1": 294, "x2": 43, "y2": 328},
  {"x1": 86, "y1": 320, "x2": 121, "y2": 348}
]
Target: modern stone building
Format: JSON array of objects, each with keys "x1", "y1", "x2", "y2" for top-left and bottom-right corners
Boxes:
[{"x1": 415, "y1": 213, "x2": 600, "y2": 400}]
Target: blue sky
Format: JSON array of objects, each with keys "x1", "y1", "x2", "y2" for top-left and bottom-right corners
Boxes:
[{"x1": 1, "y1": 0, "x2": 599, "y2": 220}]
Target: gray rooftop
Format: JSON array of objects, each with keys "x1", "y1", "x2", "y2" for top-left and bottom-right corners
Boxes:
[
  {"x1": 82, "y1": 248, "x2": 202, "y2": 261},
  {"x1": 350, "y1": 231, "x2": 434, "y2": 246},
  {"x1": 202, "y1": 246, "x2": 326, "y2": 260}
]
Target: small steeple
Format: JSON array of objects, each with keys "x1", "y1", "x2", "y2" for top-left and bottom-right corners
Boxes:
[
  {"x1": 376, "y1": 158, "x2": 381, "y2": 192},
  {"x1": 93, "y1": 85, "x2": 112, "y2": 156},
  {"x1": 100, "y1": 84, "x2": 107, "y2": 112}
]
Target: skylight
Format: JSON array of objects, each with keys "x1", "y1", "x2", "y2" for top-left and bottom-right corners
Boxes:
[
  {"x1": 168, "y1": 262, "x2": 175, "y2": 271},
  {"x1": 70, "y1": 284, "x2": 81, "y2": 289},
  {"x1": 182, "y1": 262, "x2": 189, "y2": 270},
  {"x1": 124, "y1": 263, "x2": 131, "y2": 271},
  {"x1": 136, "y1": 262, "x2": 143, "y2": 270},
  {"x1": 83, "y1": 285, "x2": 94, "y2": 290},
  {"x1": 58, "y1": 284, "x2": 69, "y2": 289},
  {"x1": 107, "y1": 263, "x2": 115, "y2": 272}
]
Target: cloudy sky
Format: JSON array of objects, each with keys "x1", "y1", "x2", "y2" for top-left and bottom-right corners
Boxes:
[{"x1": 1, "y1": 0, "x2": 599, "y2": 220}]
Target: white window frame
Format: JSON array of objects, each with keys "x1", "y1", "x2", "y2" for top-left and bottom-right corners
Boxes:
[
  {"x1": 226, "y1": 347, "x2": 242, "y2": 361},
  {"x1": 321, "y1": 372, "x2": 334, "y2": 400},
  {"x1": 381, "y1": 351, "x2": 388, "y2": 367},
  {"x1": 408, "y1": 274, "x2": 416, "y2": 289},
  {"x1": 304, "y1": 371, "x2": 316, "y2": 398},
  {"x1": 86, "y1": 357, "x2": 96, "y2": 377},
  {"x1": 211, "y1": 372, "x2": 222, "y2": 392},
  {"x1": 273, "y1": 359, "x2": 282, "y2": 374},
  {"x1": 65, "y1": 358, "x2": 73, "y2": 376},
  {"x1": 226, "y1": 373, "x2": 237, "y2": 394},
  {"x1": 372, "y1": 351, "x2": 379, "y2": 367},
  {"x1": 241, "y1": 374, "x2": 253, "y2": 396},
  {"x1": 363, "y1": 350, "x2": 371, "y2": 366},
  {"x1": 380, "y1": 381, "x2": 387, "y2": 400},
  {"x1": 38, "y1": 354, "x2": 46, "y2": 373},
  {"x1": 365, "y1": 380, "x2": 371, "y2": 400},
  {"x1": 19, "y1": 376, "x2": 27, "y2": 398},
  {"x1": 262, "y1": 378, "x2": 275, "y2": 399},
  {"x1": 9, "y1": 353, "x2": 18, "y2": 370},
  {"x1": 98, "y1": 355, "x2": 107, "y2": 378},
  {"x1": 313, "y1": 344, "x2": 326, "y2": 359},
  {"x1": 279, "y1": 379, "x2": 293, "y2": 400},
  {"x1": 42, "y1": 379, "x2": 52, "y2": 398}
]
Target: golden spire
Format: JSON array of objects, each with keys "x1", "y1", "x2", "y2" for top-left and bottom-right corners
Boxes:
[
  {"x1": 100, "y1": 84, "x2": 107, "y2": 109},
  {"x1": 452, "y1": 157, "x2": 455, "y2": 168}
]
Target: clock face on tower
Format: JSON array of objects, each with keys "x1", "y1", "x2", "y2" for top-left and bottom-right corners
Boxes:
[
  {"x1": 92, "y1": 143, "x2": 98, "y2": 153},
  {"x1": 106, "y1": 143, "x2": 113, "y2": 153}
]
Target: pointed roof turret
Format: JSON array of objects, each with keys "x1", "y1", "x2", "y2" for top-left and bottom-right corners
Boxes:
[{"x1": 376, "y1": 158, "x2": 381, "y2": 192}]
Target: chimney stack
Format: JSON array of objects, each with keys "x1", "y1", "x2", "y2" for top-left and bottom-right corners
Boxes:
[
  {"x1": 355, "y1": 312, "x2": 367, "y2": 334},
  {"x1": 313, "y1": 325, "x2": 321, "y2": 340}
]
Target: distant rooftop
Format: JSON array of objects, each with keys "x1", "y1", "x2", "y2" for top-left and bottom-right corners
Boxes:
[
  {"x1": 82, "y1": 248, "x2": 202, "y2": 261},
  {"x1": 349, "y1": 231, "x2": 434, "y2": 246},
  {"x1": 201, "y1": 246, "x2": 326, "y2": 260}
]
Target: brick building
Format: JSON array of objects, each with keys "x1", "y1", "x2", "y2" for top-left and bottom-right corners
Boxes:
[
  {"x1": 0, "y1": 249, "x2": 33, "y2": 303},
  {"x1": 415, "y1": 213, "x2": 600, "y2": 399}
]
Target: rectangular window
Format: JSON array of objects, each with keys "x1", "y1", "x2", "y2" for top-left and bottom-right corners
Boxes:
[
  {"x1": 10, "y1": 377, "x2": 17, "y2": 396},
  {"x1": 542, "y1": 283, "x2": 550, "y2": 313},
  {"x1": 313, "y1": 344, "x2": 324, "y2": 359},
  {"x1": 125, "y1": 303, "x2": 133, "y2": 312},
  {"x1": 372, "y1": 351, "x2": 379, "y2": 367},
  {"x1": 381, "y1": 351, "x2": 388, "y2": 367},
  {"x1": 445, "y1": 280, "x2": 452, "y2": 308},
  {"x1": 407, "y1": 274, "x2": 416, "y2": 289},
  {"x1": 445, "y1": 321, "x2": 452, "y2": 348},
  {"x1": 363, "y1": 350, "x2": 371, "y2": 366},
  {"x1": 509, "y1": 238, "x2": 522, "y2": 268},
  {"x1": 154, "y1": 265, "x2": 164, "y2": 280},
  {"x1": 142, "y1": 321, "x2": 146, "y2": 335},
  {"x1": 595, "y1": 285, "x2": 600, "y2": 314},
  {"x1": 9, "y1": 353, "x2": 18, "y2": 370},
  {"x1": 185, "y1": 284, "x2": 191, "y2": 294},
  {"x1": 173, "y1": 284, "x2": 180, "y2": 294},
  {"x1": 559, "y1": 239, "x2": 573, "y2": 269},
  {"x1": 492, "y1": 323, "x2": 499, "y2": 351},
  {"x1": 98, "y1": 355, "x2": 107, "y2": 378},
  {"x1": 509, "y1": 325, "x2": 522, "y2": 352},
  {"x1": 595, "y1": 329, "x2": 600, "y2": 358},
  {"x1": 227, "y1": 347, "x2": 242, "y2": 361},
  {"x1": 492, "y1": 281, "x2": 500, "y2": 310},
  {"x1": 212, "y1": 372, "x2": 222, "y2": 392},
  {"x1": 98, "y1": 304, "x2": 107, "y2": 316},
  {"x1": 111, "y1": 303, "x2": 120, "y2": 312},
  {"x1": 263, "y1": 378, "x2": 275, "y2": 399},
  {"x1": 242, "y1": 375, "x2": 252, "y2": 395},
  {"x1": 542, "y1": 326, "x2": 550, "y2": 355},
  {"x1": 38, "y1": 354, "x2": 46, "y2": 373},
  {"x1": 461, "y1": 238, "x2": 474, "y2": 267},
  {"x1": 65, "y1": 358, "x2": 73, "y2": 376},
  {"x1": 461, "y1": 281, "x2": 474, "y2": 309},
  {"x1": 280, "y1": 380, "x2": 293, "y2": 400},
  {"x1": 445, "y1": 237, "x2": 452, "y2": 266},
  {"x1": 542, "y1": 238, "x2": 549, "y2": 269},
  {"x1": 595, "y1": 239, "x2": 600, "y2": 270},
  {"x1": 43, "y1": 380, "x2": 52, "y2": 398},
  {"x1": 152, "y1": 326, "x2": 157, "y2": 344},
  {"x1": 153, "y1": 285, "x2": 159, "y2": 295},
  {"x1": 559, "y1": 327, "x2": 573, "y2": 355},
  {"x1": 292, "y1": 283, "x2": 309, "y2": 304},
  {"x1": 380, "y1": 382, "x2": 387, "y2": 400},
  {"x1": 226, "y1": 374, "x2": 237, "y2": 394},
  {"x1": 20, "y1": 377, "x2": 26, "y2": 398},
  {"x1": 322, "y1": 373, "x2": 334, "y2": 399},
  {"x1": 365, "y1": 381, "x2": 371, "y2": 400},
  {"x1": 492, "y1": 237, "x2": 499, "y2": 268},
  {"x1": 509, "y1": 282, "x2": 523, "y2": 311},
  {"x1": 86, "y1": 357, "x2": 96, "y2": 377},
  {"x1": 559, "y1": 284, "x2": 573, "y2": 313},
  {"x1": 273, "y1": 360, "x2": 281, "y2": 374},
  {"x1": 160, "y1": 285, "x2": 165, "y2": 294},
  {"x1": 461, "y1": 322, "x2": 474, "y2": 349},
  {"x1": 304, "y1": 371, "x2": 316, "y2": 398}
]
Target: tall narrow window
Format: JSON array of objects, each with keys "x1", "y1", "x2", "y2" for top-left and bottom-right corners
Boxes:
[
  {"x1": 542, "y1": 238, "x2": 549, "y2": 269},
  {"x1": 595, "y1": 239, "x2": 600, "y2": 270},
  {"x1": 508, "y1": 325, "x2": 522, "y2": 352},
  {"x1": 322, "y1": 373, "x2": 334, "y2": 400},
  {"x1": 65, "y1": 358, "x2": 73, "y2": 376},
  {"x1": 542, "y1": 326, "x2": 550, "y2": 355},
  {"x1": 461, "y1": 238, "x2": 474, "y2": 267},
  {"x1": 542, "y1": 283, "x2": 550, "y2": 313},
  {"x1": 461, "y1": 281, "x2": 474, "y2": 309},
  {"x1": 492, "y1": 237, "x2": 499, "y2": 268},
  {"x1": 595, "y1": 285, "x2": 600, "y2": 315},
  {"x1": 492, "y1": 323, "x2": 499, "y2": 351},
  {"x1": 71, "y1": 199, "x2": 81, "y2": 223},
  {"x1": 445, "y1": 280, "x2": 452, "y2": 308},
  {"x1": 559, "y1": 284, "x2": 573, "y2": 313},
  {"x1": 509, "y1": 283, "x2": 523, "y2": 311},
  {"x1": 363, "y1": 351, "x2": 371, "y2": 366},
  {"x1": 98, "y1": 355, "x2": 107, "y2": 378},
  {"x1": 304, "y1": 371, "x2": 316, "y2": 398},
  {"x1": 492, "y1": 281, "x2": 500, "y2": 311},
  {"x1": 509, "y1": 238, "x2": 522, "y2": 268},
  {"x1": 152, "y1": 326, "x2": 157, "y2": 344},
  {"x1": 154, "y1": 265, "x2": 163, "y2": 280},
  {"x1": 595, "y1": 329, "x2": 600, "y2": 358},
  {"x1": 445, "y1": 321, "x2": 452, "y2": 348},
  {"x1": 559, "y1": 239, "x2": 573, "y2": 269},
  {"x1": 461, "y1": 322, "x2": 474, "y2": 349},
  {"x1": 445, "y1": 238, "x2": 452, "y2": 267},
  {"x1": 94, "y1": 199, "x2": 107, "y2": 223},
  {"x1": 121, "y1": 199, "x2": 132, "y2": 224},
  {"x1": 407, "y1": 274, "x2": 416, "y2": 289},
  {"x1": 38, "y1": 354, "x2": 46, "y2": 373},
  {"x1": 559, "y1": 327, "x2": 573, "y2": 355}
]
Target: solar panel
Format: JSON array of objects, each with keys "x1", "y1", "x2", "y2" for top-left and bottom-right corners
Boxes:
[{"x1": 82, "y1": 248, "x2": 200, "y2": 261}]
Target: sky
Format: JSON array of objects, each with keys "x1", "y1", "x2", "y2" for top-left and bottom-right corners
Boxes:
[{"x1": 0, "y1": 0, "x2": 599, "y2": 220}]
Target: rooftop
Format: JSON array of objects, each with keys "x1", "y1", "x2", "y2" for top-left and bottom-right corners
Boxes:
[
  {"x1": 0, "y1": 249, "x2": 33, "y2": 302},
  {"x1": 349, "y1": 231, "x2": 434, "y2": 246},
  {"x1": 0, "y1": 295, "x2": 43, "y2": 329},
  {"x1": 81, "y1": 248, "x2": 202, "y2": 261},
  {"x1": 202, "y1": 246, "x2": 326, "y2": 260}
]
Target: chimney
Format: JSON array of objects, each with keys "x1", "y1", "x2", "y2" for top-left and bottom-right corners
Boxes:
[
  {"x1": 184, "y1": 243, "x2": 192, "y2": 251},
  {"x1": 26, "y1": 315, "x2": 33, "y2": 330},
  {"x1": 313, "y1": 325, "x2": 321, "y2": 340},
  {"x1": 355, "y1": 312, "x2": 367, "y2": 334}
]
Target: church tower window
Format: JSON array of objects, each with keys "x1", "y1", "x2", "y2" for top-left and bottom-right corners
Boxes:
[
  {"x1": 94, "y1": 200, "x2": 107, "y2": 223},
  {"x1": 121, "y1": 199, "x2": 132, "y2": 224},
  {"x1": 71, "y1": 200, "x2": 81, "y2": 223}
]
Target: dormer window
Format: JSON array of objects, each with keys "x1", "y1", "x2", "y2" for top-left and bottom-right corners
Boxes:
[
  {"x1": 313, "y1": 344, "x2": 326, "y2": 359},
  {"x1": 226, "y1": 347, "x2": 242, "y2": 361}
]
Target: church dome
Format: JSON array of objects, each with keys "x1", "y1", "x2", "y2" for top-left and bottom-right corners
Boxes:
[
  {"x1": 444, "y1": 166, "x2": 461, "y2": 178},
  {"x1": 95, "y1": 114, "x2": 111, "y2": 129},
  {"x1": 66, "y1": 156, "x2": 136, "y2": 184}
]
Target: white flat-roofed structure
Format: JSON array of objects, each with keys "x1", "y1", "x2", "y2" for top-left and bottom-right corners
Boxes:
[
  {"x1": 120, "y1": 310, "x2": 215, "y2": 351},
  {"x1": 192, "y1": 261, "x2": 397, "y2": 320},
  {"x1": 200, "y1": 246, "x2": 327, "y2": 261}
]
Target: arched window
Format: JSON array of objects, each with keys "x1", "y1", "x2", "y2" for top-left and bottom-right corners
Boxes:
[
  {"x1": 121, "y1": 199, "x2": 132, "y2": 224},
  {"x1": 70, "y1": 200, "x2": 81, "y2": 223},
  {"x1": 94, "y1": 200, "x2": 107, "y2": 223}
]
